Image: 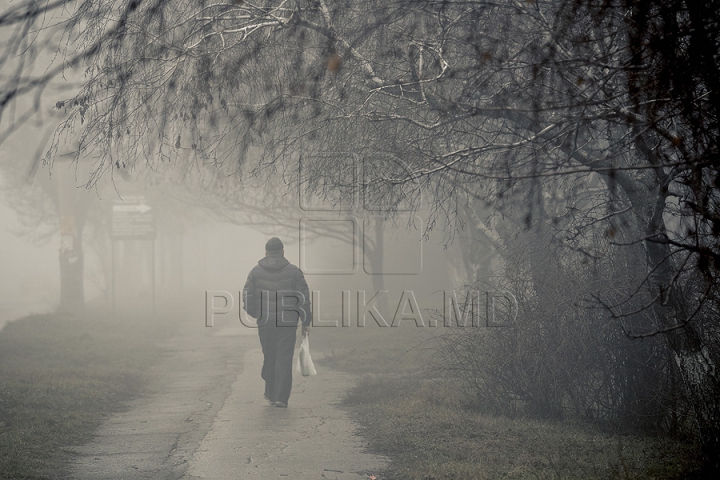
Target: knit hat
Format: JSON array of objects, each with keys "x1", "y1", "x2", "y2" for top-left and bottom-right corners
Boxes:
[{"x1": 265, "y1": 237, "x2": 284, "y2": 252}]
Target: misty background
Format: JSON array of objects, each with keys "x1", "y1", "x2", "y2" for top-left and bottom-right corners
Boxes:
[{"x1": 0, "y1": 123, "x2": 465, "y2": 332}]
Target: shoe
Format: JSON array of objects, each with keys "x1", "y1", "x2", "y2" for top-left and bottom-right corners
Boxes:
[
  {"x1": 264, "y1": 395, "x2": 275, "y2": 406},
  {"x1": 274, "y1": 401, "x2": 288, "y2": 408}
]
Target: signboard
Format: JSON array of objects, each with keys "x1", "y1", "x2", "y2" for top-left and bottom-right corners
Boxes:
[{"x1": 112, "y1": 196, "x2": 156, "y2": 239}]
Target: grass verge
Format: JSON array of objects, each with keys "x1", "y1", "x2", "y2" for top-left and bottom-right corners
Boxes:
[
  {"x1": 344, "y1": 377, "x2": 702, "y2": 479},
  {"x1": 315, "y1": 326, "x2": 703, "y2": 479},
  {"x1": 0, "y1": 308, "x2": 169, "y2": 479}
]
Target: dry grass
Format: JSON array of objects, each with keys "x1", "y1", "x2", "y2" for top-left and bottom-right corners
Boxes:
[
  {"x1": 348, "y1": 378, "x2": 702, "y2": 479},
  {"x1": 0, "y1": 308, "x2": 169, "y2": 479},
  {"x1": 315, "y1": 328, "x2": 703, "y2": 479}
]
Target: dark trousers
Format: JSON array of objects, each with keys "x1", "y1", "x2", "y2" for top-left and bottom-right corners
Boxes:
[{"x1": 258, "y1": 321, "x2": 297, "y2": 404}]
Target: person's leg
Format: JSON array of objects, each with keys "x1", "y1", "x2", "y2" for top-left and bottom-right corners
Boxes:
[
  {"x1": 272, "y1": 324, "x2": 297, "y2": 406},
  {"x1": 258, "y1": 325, "x2": 277, "y2": 402}
]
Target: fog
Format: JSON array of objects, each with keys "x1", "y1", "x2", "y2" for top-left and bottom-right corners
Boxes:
[
  {"x1": 0, "y1": 189, "x2": 57, "y2": 330},
  {"x1": 0, "y1": 140, "x2": 465, "y2": 333},
  {"x1": 1, "y1": 1, "x2": 717, "y2": 476}
]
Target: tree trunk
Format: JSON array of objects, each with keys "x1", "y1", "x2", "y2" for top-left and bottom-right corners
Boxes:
[
  {"x1": 368, "y1": 216, "x2": 389, "y2": 316},
  {"x1": 619, "y1": 166, "x2": 720, "y2": 470},
  {"x1": 57, "y1": 164, "x2": 86, "y2": 314},
  {"x1": 645, "y1": 236, "x2": 720, "y2": 469},
  {"x1": 59, "y1": 219, "x2": 85, "y2": 313}
]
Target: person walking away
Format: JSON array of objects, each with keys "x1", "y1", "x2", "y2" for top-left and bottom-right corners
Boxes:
[{"x1": 242, "y1": 237, "x2": 311, "y2": 408}]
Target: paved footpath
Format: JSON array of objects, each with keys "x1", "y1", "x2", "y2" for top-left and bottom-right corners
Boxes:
[{"x1": 67, "y1": 318, "x2": 386, "y2": 480}]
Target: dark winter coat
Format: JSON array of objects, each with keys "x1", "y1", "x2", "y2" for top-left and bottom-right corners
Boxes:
[{"x1": 242, "y1": 253, "x2": 311, "y2": 327}]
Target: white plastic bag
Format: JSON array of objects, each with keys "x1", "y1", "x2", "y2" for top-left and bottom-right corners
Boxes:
[{"x1": 294, "y1": 335, "x2": 317, "y2": 376}]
